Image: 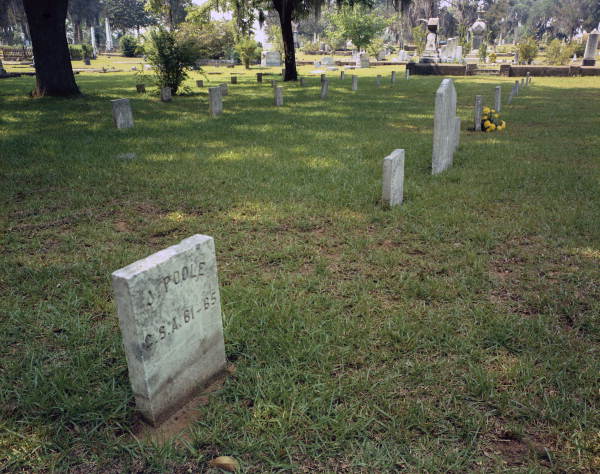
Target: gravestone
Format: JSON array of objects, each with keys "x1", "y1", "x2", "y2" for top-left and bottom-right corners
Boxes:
[
  {"x1": 583, "y1": 29, "x2": 599, "y2": 66},
  {"x1": 256, "y1": 73, "x2": 263, "y2": 83},
  {"x1": 320, "y1": 73, "x2": 326, "y2": 83},
  {"x1": 299, "y1": 77, "x2": 306, "y2": 87},
  {"x1": 352, "y1": 75, "x2": 358, "y2": 91},
  {"x1": 340, "y1": 71, "x2": 345, "y2": 80},
  {"x1": 405, "y1": 69, "x2": 410, "y2": 80},
  {"x1": 219, "y1": 83, "x2": 228, "y2": 96},
  {"x1": 231, "y1": 76, "x2": 237, "y2": 84},
  {"x1": 525, "y1": 72, "x2": 530, "y2": 86},
  {"x1": 111, "y1": 99, "x2": 134, "y2": 129},
  {"x1": 112, "y1": 234, "x2": 226, "y2": 427},
  {"x1": 391, "y1": 71, "x2": 396, "y2": 84},
  {"x1": 514, "y1": 80, "x2": 519, "y2": 96},
  {"x1": 261, "y1": 50, "x2": 281, "y2": 67},
  {"x1": 474, "y1": 95, "x2": 482, "y2": 131},
  {"x1": 196, "y1": 80, "x2": 204, "y2": 87},
  {"x1": 520, "y1": 78, "x2": 525, "y2": 88},
  {"x1": 160, "y1": 87, "x2": 172, "y2": 102},
  {"x1": 321, "y1": 56, "x2": 335, "y2": 66},
  {"x1": 432, "y1": 78, "x2": 459, "y2": 175},
  {"x1": 271, "y1": 79, "x2": 277, "y2": 87},
  {"x1": 494, "y1": 86, "x2": 501, "y2": 112},
  {"x1": 382, "y1": 149, "x2": 405, "y2": 207},
  {"x1": 84, "y1": 58, "x2": 91, "y2": 66},
  {"x1": 356, "y1": 53, "x2": 369, "y2": 68},
  {"x1": 507, "y1": 84, "x2": 515, "y2": 105},
  {"x1": 136, "y1": 84, "x2": 146, "y2": 93},
  {"x1": 376, "y1": 75, "x2": 382, "y2": 87},
  {"x1": 208, "y1": 87, "x2": 223, "y2": 117},
  {"x1": 320, "y1": 79, "x2": 329, "y2": 99},
  {"x1": 274, "y1": 86, "x2": 283, "y2": 106}
]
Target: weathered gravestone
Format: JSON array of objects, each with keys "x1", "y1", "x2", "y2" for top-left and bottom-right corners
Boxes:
[
  {"x1": 219, "y1": 83, "x2": 228, "y2": 96},
  {"x1": 494, "y1": 86, "x2": 501, "y2": 112},
  {"x1": 256, "y1": 73, "x2": 263, "y2": 83},
  {"x1": 382, "y1": 149, "x2": 405, "y2": 207},
  {"x1": 351, "y1": 75, "x2": 358, "y2": 91},
  {"x1": 299, "y1": 77, "x2": 306, "y2": 87},
  {"x1": 208, "y1": 87, "x2": 223, "y2": 117},
  {"x1": 230, "y1": 76, "x2": 237, "y2": 84},
  {"x1": 111, "y1": 98, "x2": 134, "y2": 129},
  {"x1": 514, "y1": 80, "x2": 520, "y2": 96},
  {"x1": 196, "y1": 80, "x2": 204, "y2": 87},
  {"x1": 160, "y1": 87, "x2": 172, "y2": 102},
  {"x1": 320, "y1": 79, "x2": 329, "y2": 99},
  {"x1": 474, "y1": 95, "x2": 483, "y2": 131},
  {"x1": 376, "y1": 75, "x2": 382, "y2": 87},
  {"x1": 274, "y1": 86, "x2": 283, "y2": 106},
  {"x1": 340, "y1": 71, "x2": 345, "y2": 80},
  {"x1": 320, "y1": 73, "x2": 326, "y2": 83},
  {"x1": 582, "y1": 29, "x2": 599, "y2": 66},
  {"x1": 507, "y1": 84, "x2": 515, "y2": 105},
  {"x1": 391, "y1": 71, "x2": 396, "y2": 84},
  {"x1": 405, "y1": 69, "x2": 410, "y2": 80},
  {"x1": 112, "y1": 234, "x2": 226, "y2": 426},
  {"x1": 432, "y1": 78, "x2": 459, "y2": 175}
]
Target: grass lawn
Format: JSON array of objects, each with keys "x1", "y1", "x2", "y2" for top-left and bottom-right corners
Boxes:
[{"x1": 1, "y1": 65, "x2": 599, "y2": 472}]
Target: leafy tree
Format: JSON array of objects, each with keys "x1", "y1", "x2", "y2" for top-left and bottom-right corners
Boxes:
[
  {"x1": 119, "y1": 34, "x2": 139, "y2": 56},
  {"x1": 545, "y1": 38, "x2": 574, "y2": 64},
  {"x1": 68, "y1": 0, "x2": 101, "y2": 43},
  {"x1": 146, "y1": 0, "x2": 191, "y2": 29},
  {"x1": 235, "y1": 37, "x2": 261, "y2": 68},
  {"x1": 178, "y1": 18, "x2": 236, "y2": 59},
  {"x1": 104, "y1": 0, "x2": 155, "y2": 33},
  {"x1": 411, "y1": 23, "x2": 426, "y2": 55},
  {"x1": 326, "y1": 4, "x2": 387, "y2": 51},
  {"x1": 145, "y1": 27, "x2": 200, "y2": 93}
]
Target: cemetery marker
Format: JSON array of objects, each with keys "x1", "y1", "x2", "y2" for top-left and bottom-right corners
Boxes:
[
  {"x1": 494, "y1": 86, "x2": 501, "y2": 112},
  {"x1": 274, "y1": 86, "x2": 283, "y2": 106},
  {"x1": 208, "y1": 87, "x2": 223, "y2": 117},
  {"x1": 474, "y1": 95, "x2": 483, "y2": 131},
  {"x1": 382, "y1": 149, "x2": 405, "y2": 207},
  {"x1": 111, "y1": 99, "x2": 134, "y2": 129}
]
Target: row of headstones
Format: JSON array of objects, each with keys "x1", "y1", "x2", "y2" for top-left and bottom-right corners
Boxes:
[
  {"x1": 113, "y1": 74, "x2": 533, "y2": 426},
  {"x1": 473, "y1": 73, "x2": 532, "y2": 131},
  {"x1": 112, "y1": 70, "x2": 411, "y2": 128}
]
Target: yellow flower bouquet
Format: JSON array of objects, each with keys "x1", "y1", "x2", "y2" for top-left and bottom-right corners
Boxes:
[{"x1": 481, "y1": 107, "x2": 506, "y2": 132}]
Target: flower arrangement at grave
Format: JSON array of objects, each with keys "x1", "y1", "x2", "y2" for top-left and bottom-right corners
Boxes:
[{"x1": 481, "y1": 106, "x2": 506, "y2": 132}]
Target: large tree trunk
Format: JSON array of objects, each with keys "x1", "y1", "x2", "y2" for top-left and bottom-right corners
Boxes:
[
  {"x1": 273, "y1": 0, "x2": 298, "y2": 81},
  {"x1": 23, "y1": 0, "x2": 80, "y2": 97}
]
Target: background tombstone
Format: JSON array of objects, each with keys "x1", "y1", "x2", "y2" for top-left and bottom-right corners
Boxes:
[
  {"x1": 351, "y1": 75, "x2": 358, "y2": 91},
  {"x1": 340, "y1": 70, "x2": 345, "y2": 80},
  {"x1": 256, "y1": 73, "x2": 263, "y2": 83},
  {"x1": 208, "y1": 87, "x2": 223, "y2": 117},
  {"x1": 494, "y1": 86, "x2": 501, "y2": 112},
  {"x1": 160, "y1": 87, "x2": 172, "y2": 102},
  {"x1": 196, "y1": 80, "x2": 204, "y2": 87},
  {"x1": 514, "y1": 80, "x2": 520, "y2": 96},
  {"x1": 474, "y1": 95, "x2": 482, "y2": 131},
  {"x1": 376, "y1": 75, "x2": 382, "y2": 87},
  {"x1": 299, "y1": 77, "x2": 306, "y2": 87},
  {"x1": 526, "y1": 72, "x2": 531, "y2": 85},
  {"x1": 405, "y1": 69, "x2": 410, "y2": 79},
  {"x1": 520, "y1": 78, "x2": 525, "y2": 88},
  {"x1": 507, "y1": 84, "x2": 515, "y2": 105},
  {"x1": 320, "y1": 73, "x2": 326, "y2": 83},
  {"x1": 112, "y1": 234, "x2": 226, "y2": 427},
  {"x1": 320, "y1": 79, "x2": 329, "y2": 99},
  {"x1": 432, "y1": 78, "x2": 458, "y2": 175},
  {"x1": 391, "y1": 71, "x2": 396, "y2": 83},
  {"x1": 270, "y1": 79, "x2": 277, "y2": 87},
  {"x1": 582, "y1": 29, "x2": 599, "y2": 66},
  {"x1": 231, "y1": 76, "x2": 237, "y2": 84},
  {"x1": 274, "y1": 86, "x2": 283, "y2": 106},
  {"x1": 219, "y1": 83, "x2": 228, "y2": 96},
  {"x1": 111, "y1": 99, "x2": 134, "y2": 129},
  {"x1": 382, "y1": 149, "x2": 405, "y2": 207}
]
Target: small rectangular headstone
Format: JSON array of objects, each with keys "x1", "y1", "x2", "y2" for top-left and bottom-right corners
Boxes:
[
  {"x1": 320, "y1": 79, "x2": 329, "y2": 99},
  {"x1": 112, "y1": 234, "x2": 226, "y2": 427},
  {"x1": 474, "y1": 95, "x2": 483, "y2": 131},
  {"x1": 340, "y1": 71, "x2": 345, "y2": 80},
  {"x1": 494, "y1": 86, "x2": 501, "y2": 112},
  {"x1": 274, "y1": 86, "x2": 283, "y2": 106},
  {"x1": 160, "y1": 87, "x2": 172, "y2": 102},
  {"x1": 514, "y1": 80, "x2": 519, "y2": 96},
  {"x1": 351, "y1": 75, "x2": 358, "y2": 91},
  {"x1": 271, "y1": 79, "x2": 277, "y2": 87},
  {"x1": 382, "y1": 149, "x2": 405, "y2": 207},
  {"x1": 376, "y1": 75, "x2": 382, "y2": 87},
  {"x1": 320, "y1": 73, "x2": 326, "y2": 83},
  {"x1": 208, "y1": 87, "x2": 223, "y2": 117},
  {"x1": 507, "y1": 85, "x2": 515, "y2": 105},
  {"x1": 230, "y1": 76, "x2": 237, "y2": 84},
  {"x1": 391, "y1": 71, "x2": 396, "y2": 84},
  {"x1": 299, "y1": 77, "x2": 306, "y2": 87},
  {"x1": 219, "y1": 83, "x2": 228, "y2": 96},
  {"x1": 196, "y1": 80, "x2": 204, "y2": 87},
  {"x1": 405, "y1": 70, "x2": 410, "y2": 80},
  {"x1": 111, "y1": 98, "x2": 134, "y2": 129},
  {"x1": 520, "y1": 78, "x2": 525, "y2": 88},
  {"x1": 256, "y1": 73, "x2": 263, "y2": 83}
]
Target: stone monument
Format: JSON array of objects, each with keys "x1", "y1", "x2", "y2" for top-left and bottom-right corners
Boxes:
[
  {"x1": 111, "y1": 99, "x2": 134, "y2": 129},
  {"x1": 112, "y1": 235, "x2": 226, "y2": 426},
  {"x1": 432, "y1": 79, "x2": 459, "y2": 175},
  {"x1": 382, "y1": 149, "x2": 405, "y2": 207},
  {"x1": 583, "y1": 29, "x2": 599, "y2": 66},
  {"x1": 261, "y1": 50, "x2": 282, "y2": 67},
  {"x1": 466, "y1": 5, "x2": 486, "y2": 64},
  {"x1": 420, "y1": 18, "x2": 440, "y2": 63}
]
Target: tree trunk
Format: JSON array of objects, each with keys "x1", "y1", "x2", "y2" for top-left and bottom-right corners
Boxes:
[
  {"x1": 273, "y1": 0, "x2": 298, "y2": 81},
  {"x1": 23, "y1": 0, "x2": 80, "y2": 97}
]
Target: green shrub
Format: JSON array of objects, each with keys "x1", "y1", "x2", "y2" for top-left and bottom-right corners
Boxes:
[
  {"x1": 302, "y1": 42, "x2": 320, "y2": 53},
  {"x1": 517, "y1": 37, "x2": 538, "y2": 64},
  {"x1": 412, "y1": 25, "x2": 427, "y2": 56},
  {"x1": 145, "y1": 28, "x2": 201, "y2": 94},
  {"x1": 479, "y1": 42, "x2": 488, "y2": 62},
  {"x1": 546, "y1": 39, "x2": 574, "y2": 65},
  {"x1": 367, "y1": 38, "x2": 385, "y2": 58},
  {"x1": 235, "y1": 38, "x2": 261, "y2": 69},
  {"x1": 489, "y1": 52, "x2": 497, "y2": 63},
  {"x1": 69, "y1": 44, "x2": 93, "y2": 60},
  {"x1": 120, "y1": 35, "x2": 139, "y2": 57}
]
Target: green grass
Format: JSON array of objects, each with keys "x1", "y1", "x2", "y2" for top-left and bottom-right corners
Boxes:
[{"x1": 1, "y1": 66, "x2": 599, "y2": 472}]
